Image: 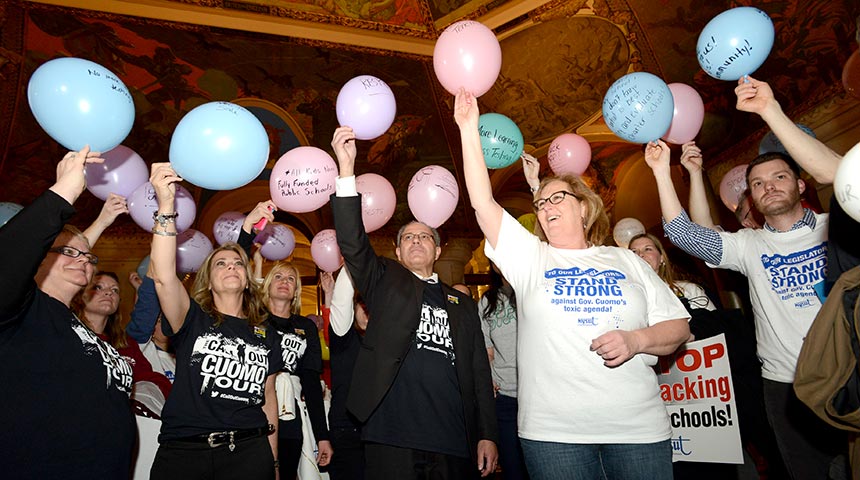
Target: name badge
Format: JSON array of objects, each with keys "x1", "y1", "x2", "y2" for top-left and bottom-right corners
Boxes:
[{"x1": 447, "y1": 294, "x2": 459, "y2": 305}]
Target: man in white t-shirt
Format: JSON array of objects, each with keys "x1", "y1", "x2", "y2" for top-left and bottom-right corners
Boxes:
[{"x1": 646, "y1": 76, "x2": 846, "y2": 479}]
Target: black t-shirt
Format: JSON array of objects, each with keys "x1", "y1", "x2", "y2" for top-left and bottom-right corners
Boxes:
[
  {"x1": 0, "y1": 190, "x2": 135, "y2": 479},
  {"x1": 159, "y1": 301, "x2": 284, "y2": 441},
  {"x1": 269, "y1": 313, "x2": 316, "y2": 439},
  {"x1": 328, "y1": 324, "x2": 362, "y2": 430},
  {"x1": 363, "y1": 282, "x2": 469, "y2": 457}
]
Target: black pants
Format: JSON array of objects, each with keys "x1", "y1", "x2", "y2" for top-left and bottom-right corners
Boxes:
[
  {"x1": 278, "y1": 437, "x2": 303, "y2": 480},
  {"x1": 365, "y1": 442, "x2": 478, "y2": 480},
  {"x1": 151, "y1": 435, "x2": 274, "y2": 480},
  {"x1": 327, "y1": 427, "x2": 365, "y2": 480}
]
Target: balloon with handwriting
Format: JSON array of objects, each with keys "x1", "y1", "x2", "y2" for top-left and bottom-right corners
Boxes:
[
  {"x1": 85, "y1": 145, "x2": 149, "y2": 200},
  {"x1": 548, "y1": 133, "x2": 591, "y2": 175},
  {"x1": 433, "y1": 20, "x2": 502, "y2": 97},
  {"x1": 478, "y1": 113, "x2": 524, "y2": 169},
  {"x1": 311, "y1": 229, "x2": 343, "y2": 272},
  {"x1": 270, "y1": 146, "x2": 338, "y2": 213},
  {"x1": 136, "y1": 255, "x2": 150, "y2": 278},
  {"x1": 336, "y1": 75, "x2": 397, "y2": 140},
  {"x1": 759, "y1": 124, "x2": 816, "y2": 155},
  {"x1": 27, "y1": 57, "x2": 134, "y2": 152},
  {"x1": 602, "y1": 72, "x2": 674, "y2": 144},
  {"x1": 407, "y1": 165, "x2": 459, "y2": 228},
  {"x1": 256, "y1": 223, "x2": 296, "y2": 261},
  {"x1": 356, "y1": 173, "x2": 396, "y2": 233},
  {"x1": 696, "y1": 7, "x2": 774, "y2": 81},
  {"x1": 170, "y1": 101, "x2": 269, "y2": 190},
  {"x1": 213, "y1": 211, "x2": 247, "y2": 246},
  {"x1": 718, "y1": 164, "x2": 749, "y2": 212},
  {"x1": 128, "y1": 182, "x2": 197, "y2": 233},
  {"x1": 834, "y1": 142, "x2": 860, "y2": 223},
  {"x1": 663, "y1": 83, "x2": 705, "y2": 145},
  {"x1": 612, "y1": 217, "x2": 646, "y2": 248},
  {"x1": 176, "y1": 229, "x2": 213, "y2": 274},
  {"x1": 0, "y1": 202, "x2": 23, "y2": 227}
]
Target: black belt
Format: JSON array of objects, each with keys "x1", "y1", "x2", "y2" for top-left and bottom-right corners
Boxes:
[{"x1": 179, "y1": 425, "x2": 273, "y2": 451}]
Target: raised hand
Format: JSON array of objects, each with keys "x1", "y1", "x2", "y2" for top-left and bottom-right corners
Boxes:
[
  {"x1": 149, "y1": 163, "x2": 182, "y2": 212},
  {"x1": 734, "y1": 75, "x2": 779, "y2": 118},
  {"x1": 50, "y1": 146, "x2": 104, "y2": 205},
  {"x1": 643, "y1": 139, "x2": 671, "y2": 174},
  {"x1": 521, "y1": 152, "x2": 540, "y2": 191},
  {"x1": 453, "y1": 88, "x2": 480, "y2": 130},
  {"x1": 679, "y1": 142, "x2": 703, "y2": 174},
  {"x1": 331, "y1": 126, "x2": 357, "y2": 177},
  {"x1": 243, "y1": 200, "x2": 277, "y2": 233}
]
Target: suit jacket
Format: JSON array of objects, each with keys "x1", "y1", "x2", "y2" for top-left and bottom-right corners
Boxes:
[{"x1": 331, "y1": 194, "x2": 498, "y2": 459}]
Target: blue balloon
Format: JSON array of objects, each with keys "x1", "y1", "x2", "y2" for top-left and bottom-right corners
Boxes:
[
  {"x1": 0, "y1": 202, "x2": 23, "y2": 227},
  {"x1": 759, "y1": 124, "x2": 816, "y2": 155},
  {"x1": 27, "y1": 57, "x2": 134, "y2": 152},
  {"x1": 602, "y1": 72, "x2": 674, "y2": 144},
  {"x1": 136, "y1": 255, "x2": 151, "y2": 278},
  {"x1": 169, "y1": 101, "x2": 269, "y2": 190},
  {"x1": 478, "y1": 113, "x2": 524, "y2": 169},
  {"x1": 697, "y1": 7, "x2": 774, "y2": 81}
]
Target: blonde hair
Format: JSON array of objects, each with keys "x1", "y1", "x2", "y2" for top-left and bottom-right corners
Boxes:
[
  {"x1": 190, "y1": 243, "x2": 268, "y2": 326},
  {"x1": 262, "y1": 261, "x2": 302, "y2": 315},
  {"x1": 533, "y1": 174, "x2": 610, "y2": 246},
  {"x1": 628, "y1": 233, "x2": 684, "y2": 297}
]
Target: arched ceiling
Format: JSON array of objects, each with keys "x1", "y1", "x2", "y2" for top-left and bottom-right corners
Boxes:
[{"x1": 1, "y1": 0, "x2": 858, "y2": 250}]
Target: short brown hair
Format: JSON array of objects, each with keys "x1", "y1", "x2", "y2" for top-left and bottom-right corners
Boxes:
[{"x1": 533, "y1": 174, "x2": 610, "y2": 246}]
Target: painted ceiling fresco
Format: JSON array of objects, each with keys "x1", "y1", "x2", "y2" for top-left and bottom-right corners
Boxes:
[{"x1": 0, "y1": 0, "x2": 857, "y2": 244}]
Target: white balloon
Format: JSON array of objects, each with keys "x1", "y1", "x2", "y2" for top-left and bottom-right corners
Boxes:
[
  {"x1": 613, "y1": 217, "x2": 646, "y2": 248},
  {"x1": 834, "y1": 142, "x2": 860, "y2": 223}
]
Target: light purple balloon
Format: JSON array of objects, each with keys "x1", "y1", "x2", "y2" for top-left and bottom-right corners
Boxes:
[
  {"x1": 310, "y1": 229, "x2": 343, "y2": 272},
  {"x1": 256, "y1": 223, "x2": 296, "y2": 261},
  {"x1": 85, "y1": 145, "x2": 149, "y2": 200},
  {"x1": 128, "y1": 182, "x2": 197, "y2": 233},
  {"x1": 213, "y1": 211, "x2": 246, "y2": 246},
  {"x1": 335, "y1": 75, "x2": 397, "y2": 140},
  {"x1": 176, "y1": 229, "x2": 213, "y2": 273}
]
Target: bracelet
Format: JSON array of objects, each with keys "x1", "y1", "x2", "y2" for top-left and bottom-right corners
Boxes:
[
  {"x1": 529, "y1": 185, "x2": 539, "y2": 193},
  {"x1": 273, "y1": 460, "x2": 280, "y2": 468},
  {"x1": 152, "y1": 226, "x2": 178, "y2": 237},
  {"x1": 153, "y1": 211, "x2": 179, "y2": 228}
]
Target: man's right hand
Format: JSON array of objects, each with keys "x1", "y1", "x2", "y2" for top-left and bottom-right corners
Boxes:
[{"x1": 331, "y1": 126, "x2": 357, "y2": 177}]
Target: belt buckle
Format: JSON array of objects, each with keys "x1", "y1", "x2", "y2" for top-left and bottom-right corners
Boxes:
[{"x1": 207, "y1": 431, "x2": 236, "y2": 450}]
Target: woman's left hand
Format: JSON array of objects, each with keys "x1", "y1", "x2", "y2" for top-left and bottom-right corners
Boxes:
[
  {"x1": 590, "y1": 330, "x2": 641, "y2": 367},
  {"x1": 317, "y1": 440, "x2": 333, "y2": 466}
]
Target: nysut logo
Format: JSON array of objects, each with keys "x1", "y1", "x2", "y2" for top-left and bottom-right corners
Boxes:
[{"x1": 671, "y1": 435, "x2": 693, "y2": 456}]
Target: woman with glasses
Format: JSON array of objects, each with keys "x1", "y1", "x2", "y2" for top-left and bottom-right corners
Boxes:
[
  {"x1": 0, "y1": 147, "x2": 135, "y2": 479},
  {"x1": 147, "y1": 163, "x2": 283, "y2": 480},
  {"x1": 454, "y1": 89, "x2": 690, "y2": 480},
  {"x1": 73, "y1": 271, "x2": 173, "y2": 414}
]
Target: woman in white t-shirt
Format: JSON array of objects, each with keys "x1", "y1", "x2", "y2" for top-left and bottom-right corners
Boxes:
[
  {"x1": 628, "y1": 233, "x2": 716, "y2": 311},
  {"x1": 454, "y1": 89, "x2": 690, "y2": 480}
]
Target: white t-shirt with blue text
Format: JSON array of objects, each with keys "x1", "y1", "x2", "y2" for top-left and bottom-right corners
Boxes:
[{"x1": 486, "y1": 212, "x2": 689, "y2": 444}]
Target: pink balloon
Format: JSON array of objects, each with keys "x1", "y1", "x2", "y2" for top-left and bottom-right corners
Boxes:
[
  {"x1": 407, "y1": 165, "x2": 459, "y2": 228},
  {"x1": 257, "y1": 223, "x2": 296, "y2": 261},
  {"x1": 213, "y1": 211, "x2": 246, "y2": 246},
  {"x1": 311, "y1": 229, "x2": 343, "y2": 272},
  {"x1": 270, "y1": 147, "x2": 338, "y2": 213},
  {"x1": 663, "y1": 83, "x2": 705, "y2": 145},
  {"x1": 85, "y1": 145, "x2": 149, "y2": 200},
  {"x1": 176, "y1": 229, "x2": 213, "y2": 273},
  {"x1": 336, "y1": 75, "x2": 397, "y2": 140},
  {"x1": 356, "y1": 173, "x2": 396, "y2": 233},
  {"x1": 719, "y1": 164, "x2": 749, "y2": 212},
  {"x1": 128, "y1": 182, "x2": 197, "y2": 233},
  {"x1": 548, "y1": 134, "x2": 591, "y2": 175},
  {"x1": 433, "y1": 20, "x2": 502, "y2": 97}
]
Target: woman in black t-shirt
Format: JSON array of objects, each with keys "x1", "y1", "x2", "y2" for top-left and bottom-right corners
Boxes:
[{"x1": 147, "y1": 163, "x2": 283, "y2": 480}]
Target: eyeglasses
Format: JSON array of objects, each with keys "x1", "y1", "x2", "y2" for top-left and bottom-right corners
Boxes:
[
  {"x1": 533, "y1": 190, "x2": 578, "y2": 211},
  {"x1": 400, "y1": 232, "x2": 435, "y2": 244},
  {"x1": 49, "y1": 246, "x2": 99, "y2": 265}
]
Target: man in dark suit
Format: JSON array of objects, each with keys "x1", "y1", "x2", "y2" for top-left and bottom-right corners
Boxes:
[{"x1": 329, "y1": 126, "x2": 498, "y2": 479}]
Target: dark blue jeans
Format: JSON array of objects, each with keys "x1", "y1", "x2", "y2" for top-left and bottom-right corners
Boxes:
[
  {"x1": 520, "y1": 438, "x2": 672, "y2": 480},
  {"x1": 496, "y1": 394, "x2": 528, "y2": 479}
]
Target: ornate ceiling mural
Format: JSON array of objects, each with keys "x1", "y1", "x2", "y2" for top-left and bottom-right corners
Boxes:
[{"x1": 0, "y1": 0, "x2": 857, "y2": 247}]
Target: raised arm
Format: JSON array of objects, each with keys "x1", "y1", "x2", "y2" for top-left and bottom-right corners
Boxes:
[
  {"x1": 736, "y1": 76, "x2": 841, "y2": 184},
  {"x1": 644, "y1": 140, "x2": 684, "y2": 222},
  {"x1": 454, "y1": 89, "x2": 504, "y2": 248},
  {"x1": 148, "y1": 163, "x2": 190, "y2": 333},
  {"x1": 82, "y1": 193, "x2": 128, "y2": 247},
  {"x1": 521, "y1": 152, "x2": 541, "y2": 196},
  {"x1": 126, "y1": 272, "x2": 162, "y2": 344},
  {"x1": 680, "y1": 142, "x2": 717, "y2": 230}
]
